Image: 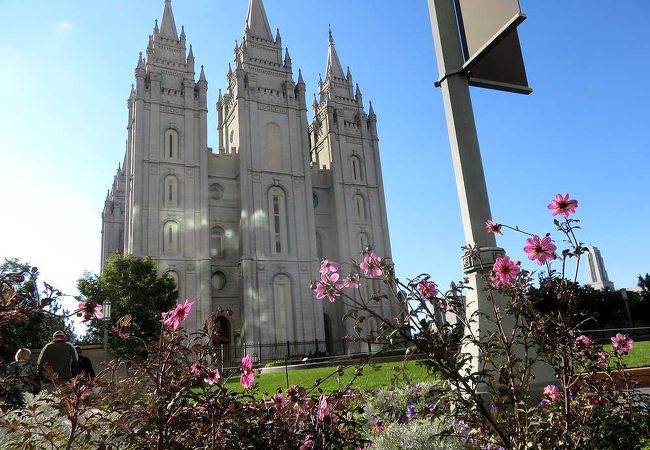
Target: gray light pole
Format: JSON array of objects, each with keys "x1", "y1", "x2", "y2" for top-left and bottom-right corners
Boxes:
[
  {"x1": 427, "y1": 0, "x2": 553, "y2": 391},
  {"x1": 103, "y1": 299, "x2": 112, "y2": 363},
  {"x1": 427, "y1": 0, "x2": 505, "y2": 372}
]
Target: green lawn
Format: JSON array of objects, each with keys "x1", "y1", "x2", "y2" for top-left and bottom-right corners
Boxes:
[
  {"x1": 215, "y1": 340, "x2": 648, "y2": 398},
  {"x1": 225, "y1": 360, "x2": 434, "y2": 396},
  {"x1": 606, "y1": 339, "x2": 650, "y2": 368}
]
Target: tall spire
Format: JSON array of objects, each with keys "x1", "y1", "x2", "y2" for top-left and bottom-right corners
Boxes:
[
  {"x1": 325, "y1": 26, "x2": 345, "y2": 80},
  {"x1": 245, "y1": 0, "x2": 273, "y2": 41},
  {"x1": 160, "y1": 0, "x2": 179, "y2": 40}
]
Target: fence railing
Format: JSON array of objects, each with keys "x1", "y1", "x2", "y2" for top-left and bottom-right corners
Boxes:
[
  {"x1": 217, "y1": 339, "x2": 386, "y2": 368},
  {"x1": 580, "y1": 326, "x2": 650, "y2": 342}
]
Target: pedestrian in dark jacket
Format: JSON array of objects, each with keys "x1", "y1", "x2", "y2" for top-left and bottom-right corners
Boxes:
[
  {"x1": 72, "y1": 346, "x2": 95, "y2": 379},
  {"x1": 37, "y1": 331, "x2": 78, "y2": 383},
  {"x1": 4, "y1": 348, "x2": 41, "y2": 406}
]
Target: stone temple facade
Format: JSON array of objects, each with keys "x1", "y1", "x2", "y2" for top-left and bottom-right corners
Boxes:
[{"x1": 100, "y1": 0, "x2": 396, "y2": 355}]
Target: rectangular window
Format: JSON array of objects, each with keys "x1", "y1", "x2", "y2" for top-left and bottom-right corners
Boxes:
[
  {"x1": 169, "y1": 135, "x2": 173, "y2": 158},
  {"x1": 273, "y1": 196, "x2": 281, "y2": 253}
]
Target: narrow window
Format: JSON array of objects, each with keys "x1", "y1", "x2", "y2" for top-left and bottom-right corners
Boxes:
[
  {"x1": 273, "y1": 274, "x2": 294, "y2": 343},
  {"x1": 359, "y1": 233, "x2": 369, "y2": 254},
  {"x1": 169, "y1": 135, "x2": 173, "y2": 158},
  {"x1": 210, "y1": 227, "x2": 224, "y2": 258},
  {"x1": 354, "y1": 195, "x2": 366, "y2": 221},
  {"x1": 164, "y1": 175, "x2": 178, "y2": 208},
  {"x1": 268, "y1": 187, "x2": 288, "y2": 254},
  {"x1": 165, "y1": 129, "x2": 179, "y2": 160},
  {"x1": 163, "y1": 221, "x2": 179, "y2": 253},
  {"x1": 350, "y1": 156, "x2": 362, "y2": 182}
]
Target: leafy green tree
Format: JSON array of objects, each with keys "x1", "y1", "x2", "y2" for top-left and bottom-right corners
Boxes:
[
  {"x1": 77, "y1": 253, "x2": 177, "y2": 356},
  {"x1": 0, "y1": 258, "x2": 76, "y2": 361}
]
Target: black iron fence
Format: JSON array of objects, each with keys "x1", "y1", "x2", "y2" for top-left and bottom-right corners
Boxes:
[
  {"x1": 216, "y1": 339, "x2": 385, "y2": 368},
  {"x1": 580, "y1": 326, "x2": 650, "y2": 343}
]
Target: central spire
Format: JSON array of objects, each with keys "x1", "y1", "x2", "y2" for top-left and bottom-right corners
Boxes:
[
  {"x1": 160, "y1": 0, "x2": 178, "y2": 40},
  {"x1": 326, "y1": 26, "x2": 345, "y2": 80},
  {"x1": 245, "y1": 0, "x2": 273, "y2": 41}
]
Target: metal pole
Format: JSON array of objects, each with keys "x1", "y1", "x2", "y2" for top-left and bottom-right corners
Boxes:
[
  {"x1": 103, "y1": 321, "x2": 109, "y2": 363},
  {"x1": 427, "y1": 0, "x2": 503, "y2": 375},
  {"x1": 427, "y1": 0, "x2": 553, "y2": 392}
]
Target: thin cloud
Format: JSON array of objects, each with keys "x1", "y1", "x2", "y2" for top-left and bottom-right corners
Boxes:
[{"x1": 55, "y1": 21, "x2": 72, "y2": 32}]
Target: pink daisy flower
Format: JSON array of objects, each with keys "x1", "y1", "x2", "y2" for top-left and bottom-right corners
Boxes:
[
  {"x1": 523, "y1": 235, "x2": 557, "y2": 265},
  {"x1": 359, "y1": 251, "x2": 383, "y2": 278},
  {"x1": 240, "y1": 354, "x2": 255, "y2": 388},
  {"x1": 547, "y1": 193, "x2": 578, "y2": 217},
  {"x1": 574, "y1": 335, "x2": 592, "y2": 349},
  {"x1": 319, "y1": 259, "x2": 339, "y2": 275},
  {"x1": 204, "y1": 368, "x2": 221, "y2": 385},
  {"x1": 417, "y1": 280, "x2": 438, "y2": 299},
  {"x1": 162, "y1": 299, "x2": 194, "y2": 330},
  {"x1": 491, "y1": 256, "x2": 521, "y2": 287},
  {"x1": 485, "y1": 220, "x2": 503, "y2": 236},
  {"x1": 78, "y1": 301, "x2": 104, "y2": 322},
  {"x1": 542, "y1": 384, "x2": 561, "y2": 404},
  {"x1": 611, "y1": 333, "x2": 633, "y2": 356}
]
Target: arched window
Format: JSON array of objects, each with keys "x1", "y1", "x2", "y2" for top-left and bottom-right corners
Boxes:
[
  {"x1": 273, "y1": 274, "x2": 294, "y2": 343},
  {"x1": 350, "y1": 155, "x2": 362, "y2": 182},
  {"x1": 266, "y1": 122, "x2": 282, "y2": 171},
  {"x1": 163, "y1": 221, "x2": 179, "y2": 254},
  {"x1": 210, "y1": 226, "x2": 224, "y2": 258},
  {"x1": 164, "y1": 129, "x2": 179, "y2": 160},
  {"x1": 268, "y1": 186, "x2": 288, "y2": 254},
  {"x1": 354, "y1": 195, "x2": 366, "y2": 221},
  {"x1": 315, "y1": 231, "x2": 323, "y2": 259},
  {"x1": 367, "y1": 317, "x2": 378, "y2": 341},
  {"x1": 164, "y1": 175, "x2": 178, "y2": 208},
  {"x1": 358, "y1": 232, "x2": 369, "y2": 254}
]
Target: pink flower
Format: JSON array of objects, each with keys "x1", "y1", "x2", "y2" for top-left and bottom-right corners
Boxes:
[
  {"x1": 597, "y1": 350, "x2": 608, "y2": 366},
  {"x1": 78, "y1": 301, "x2": 104, "y2": 322},
  {"x1": 417, "y1": 280, "x2": 438, "y2": 299},
  {"x1": 319, "y1": 259, "x2": 339, "y2": 275},
  {"x1": 542, "y1": 384, "x2": 560, "y2": 403},
  {"x1": 162, "y1": 299, "x2": 194, "y2": 330},
  {"x1": 204, "y1": 368, "x2": 221, "y2": 385},
  {"x1": 491, "y1": 256, "x2": 521, "y2": 287},
  {"x1": 271, "y1": 392, "x2": 287, "y2": 408},
  {"x1": 523, "y1": 235, "x2": 557, "y2": 266},
  {"x1": 359, "y1": 251, "x2": 383, "y2": 278},
  {"x1": 240, "y1": 354, "x2": 255, "y2": 388},
  {"x1": 190, "y1": 362, "x2": 205, "y2": 377},
  {"x1": 317, "y1": 394, "x2": 331, "y2": 422},
  {"x1": 342, "y1": 273, "x2": 361, "y2": 289},
  {"x1": 300, "y1": 435, "x2": 315, "y2": 450},
  {"x1": 574, "y1": 335, "x2": 592, "y2": 349},
  {"x1": 547, "y1": 193, "x2": 578, "y2": 217},
  {"x1": 611, "y1": 333, "x2": 634, "y2": 356},
  {"x1": 485, "y1": 220, "x2": 503, "y2": 236},
  {"x1": 313, "y1": 270, "x2": 343, "y2": 302}
]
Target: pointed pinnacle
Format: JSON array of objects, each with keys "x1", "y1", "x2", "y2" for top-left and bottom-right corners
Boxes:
[
  {"x1": 328, "y1": 24, "x2": 333, "y2": 44},
  {"x1": 369, "y1": 100, "x2": 375, "y2": 116},
  {"x1": 275, "y1": 28, "x2": 281, "y2": 42},
  {"x1": 312, "y1": 93, "x2": 318, "y2": 108},
  {"x1": 180, "y1": 25, "x2": 186, "y2": 38},
  {"x1": 284, "y1": 47, "x2": 291, "y2": 62},
  {"x1": 199, "y1": 65, "x2": 207, "y2": 82},
  {"x1": 188, "y1": 44, "x2": 194, "y2": 59},
  {"x1": 297, "y1": 68, "x2": 304, "y2": 84},
  {"x1": 218, "y1": 88, "x2": 222, "y2": 101},
  {"x1": 137, "y1": 52, "x2": 145, "y2": 68},
  {"x1": 154, "y1": 19, "x2": 159, "y2": 33}
]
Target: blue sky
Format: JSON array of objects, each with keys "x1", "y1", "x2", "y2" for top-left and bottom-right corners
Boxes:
[{"x1": 1, "y1": 1, "x2": 649, "y2": 331}]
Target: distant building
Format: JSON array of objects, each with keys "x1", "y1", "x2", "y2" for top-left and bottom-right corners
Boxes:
[
  {"x1": 100, "y1": 0, "x2": 397, "y2": 354},
  {"x1": 586, "y1": 246, "x2": 615, "y2": 291}
]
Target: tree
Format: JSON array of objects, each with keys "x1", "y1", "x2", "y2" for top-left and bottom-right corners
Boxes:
[
  {"x1": 77, "y1": 253, "x2": 177, "y2": 356},
  {"x1": 0, "y1": 258, "x2": 76, "y2": 361}
]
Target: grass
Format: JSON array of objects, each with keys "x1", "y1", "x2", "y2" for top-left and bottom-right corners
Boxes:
[
  {"x1": 606, "y1": 339, "x2": 650, "y2": 368},
  {"x1": 225, "y1": 360, "x2": 434, "y2": 397}
]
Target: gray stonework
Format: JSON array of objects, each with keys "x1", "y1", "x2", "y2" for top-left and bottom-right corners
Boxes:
[{"x1": 100, "y1": 0, "x2": 396, "y2": 355}]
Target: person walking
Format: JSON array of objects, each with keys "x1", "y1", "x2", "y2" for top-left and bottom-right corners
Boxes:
[
  {"x1": 72, "y1": 346, "x2": 96, "y2": 380},
  {"x1": 4, "y1": 348, "x2": 41, "y2": 406},
  {"x1": 37, "y1": 331, "x2": 78, "y2": 384}
]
